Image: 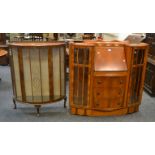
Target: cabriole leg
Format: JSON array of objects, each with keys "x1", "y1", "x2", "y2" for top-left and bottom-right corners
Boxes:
[
  {"x1": 35, "y1": 105, "x2": 41, "y2": 117},
  {"x1": 13, "y1": 98, "x2": 17, "y2": 109},
  {"x1": 64, "y1": 96, "x2": 67, "y2": 108}
]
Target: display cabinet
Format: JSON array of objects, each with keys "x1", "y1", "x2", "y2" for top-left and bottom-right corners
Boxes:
[
  {"x1": 9, "y1": 42, "x2": 67, "y2": 116},
  {"x1": 144, "y1": 33, "x2": 155, "y2": 96},
  {"x1": 69, "y1": 42, "x2": 148, "y2": 116}
]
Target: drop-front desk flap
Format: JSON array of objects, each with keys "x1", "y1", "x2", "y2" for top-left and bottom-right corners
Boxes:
[{"x1": 94, "y1": 46, "x2": 127, "y2": 71}]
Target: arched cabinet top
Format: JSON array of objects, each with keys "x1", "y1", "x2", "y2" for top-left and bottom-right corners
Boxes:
[{"x1": 9, "y1": 42, "x2": 65, "y2": 47}]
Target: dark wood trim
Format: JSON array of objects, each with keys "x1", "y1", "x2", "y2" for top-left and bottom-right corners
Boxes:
[
  {"x1": 48, "y1": 47, "x2": 53, "y2": 100},
  {"x1": 9, "y1": 47, "x2": 17, "y2": 98},
  {"x1": 28, "y1": 47, "x2": 34, "y2": 102},
  {"x1": 59, "y1": 47, "x2": 62, "y2": 96},
  {"x1": 18, "y1": 47, "x2": 26, "y2": 101},
  {"x1": 64, "y1": 46, "x2": 66, "y2": 96}
]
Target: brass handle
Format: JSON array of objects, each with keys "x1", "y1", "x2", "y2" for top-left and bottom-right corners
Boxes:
[
  {"x1": 118, "y1": 89, "x2": 123, "y2": 95},
  {"x1": 97, "y1": 81, "x2": 102, "y2": 84},
  {"x1": 117, "y1": 102, "x2": 121, "y2": 105},
  {"x1": 95, "y1": 103, "x2": 100, "y2": 106},
  {"x1": 120, "y1": 80, "x2": 123, "y2": 84}
]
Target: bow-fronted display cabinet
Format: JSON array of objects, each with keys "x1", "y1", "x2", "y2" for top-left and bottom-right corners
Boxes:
[{"x1": 9, "y1": 42, "x2": 67, "y2": 116}]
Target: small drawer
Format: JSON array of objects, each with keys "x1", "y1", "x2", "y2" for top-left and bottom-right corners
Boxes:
[
  {"x1": 94, "y1": 87, "x2": 125, "y2": 99},
  {"x1": 94, "y1": 97, "x2": 124, "y2": 109},
  {"x1": 94, "y1": 77, "x2": 126, "y2": 88}
]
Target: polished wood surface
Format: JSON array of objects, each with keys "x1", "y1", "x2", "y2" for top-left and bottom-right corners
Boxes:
[
  {"x1": 0, "y1": 49, "x2": 7, "y2": 57},
  {"x1": 94, "y1": 46, "x2": 127, "y2": 71},
  {"x1": 9, "y1": 42, "x2": 65, "y2": 47},
  {"x1": 69, "y1": 42, "x2": 148, "y2": 116}
]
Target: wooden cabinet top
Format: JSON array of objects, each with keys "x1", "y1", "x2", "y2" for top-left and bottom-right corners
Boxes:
[
  {"x1": 126, "y1": 42, "x2": 148, "y2": 47},
  {"x1": 9, "y1": 42, "x2": 65, "y2": 47},
  {"x1": 71, "y1": 41, "x2": 148, "y2": 47}
]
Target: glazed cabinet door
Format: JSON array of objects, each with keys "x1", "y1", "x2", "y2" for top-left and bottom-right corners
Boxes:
[
  {"x1": 127, "y1": 46, "x2": 148, "y2": 106},
  {"x1": 69, "y1": 44, "x2": 94, "y2": 108}
]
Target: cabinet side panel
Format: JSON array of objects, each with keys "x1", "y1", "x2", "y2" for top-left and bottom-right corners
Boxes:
[
  {"x1": 60, "y1": 47, "x2": 65, "y2": 96},
  {"x1": 12, "y1": 48, "x2": 22, "y2": 98}
]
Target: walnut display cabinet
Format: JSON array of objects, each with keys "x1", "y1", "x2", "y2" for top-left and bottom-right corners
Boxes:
[
  {"x1": 69, "y1": 42, "x2": 148, "y2": 116},
  {"x1": 9, "y1": 42, "x2": 67, "y2": 116}
]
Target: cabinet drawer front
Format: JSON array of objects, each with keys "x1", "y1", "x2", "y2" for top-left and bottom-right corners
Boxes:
[
  {"x1": 94, "y1": 87, "x2": 125, "y2": 99},
  {"x1": 94, "y1": 97, "x2": 124, "y2": 109},
  {"x1": 94, "y1": 77, "x2": 126, "y2": 88}
]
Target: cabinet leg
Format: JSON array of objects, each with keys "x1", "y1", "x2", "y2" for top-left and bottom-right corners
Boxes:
[
  {"x1": 13, "y1": 98, "x2": 17, "y2": 109},
  {"x1": 64, "y1": 96, "x2": 67, "y2": 108},
  {"x1": 35, "y1": 105, "x2": 41, "y2": 117}
]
